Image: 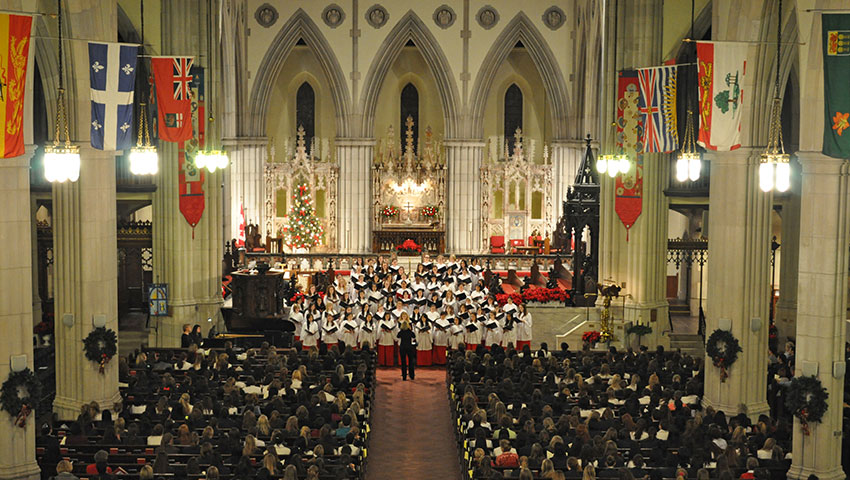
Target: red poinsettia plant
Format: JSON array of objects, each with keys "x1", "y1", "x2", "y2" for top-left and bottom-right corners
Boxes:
[
  {"x1": 495, "y1": 293, "x2": 523, "y2": 306},
  {"x1": 582, "y1": 330, "x2": 602, "y2": 344},
  {"x1": 521, "y1": 287, "x2": 570, "y2": 304},
  {"x1": 396, "y1": 239, "x2": 422, "y2": 253},
  {"x1": 289, "y1": 291, "x2": 325, "y2": 303}
]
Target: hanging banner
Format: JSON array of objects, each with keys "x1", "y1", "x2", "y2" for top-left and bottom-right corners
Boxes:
[
  {"x1": 697, "y1": 41, "x2": 748, "y2": 151},
  {"x1": 151, "y1": 56, "x2": 194, "y2": 142},
  {"x1": 615, "y1": 70, "x2": 643, "y2": 241},
  {"x1": 0, "y1": 13, "x2": 32, "y2": 158},
  {"x1": 88, "y1": 42, "x2": 138, "y2": 150},
  {"x1": 637, "y1": 65, "x2": 679, "y2": 153},
  {"x1": 822, "y1": 15, "x2": 850, "y2": 158},
  {"x1": 178, "y1": 66, "x2": 205, "y2": 237}
]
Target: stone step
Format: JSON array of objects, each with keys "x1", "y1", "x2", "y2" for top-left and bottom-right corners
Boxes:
[
  {"x1": 669, "y1": 304, "x2": 690, "y2": 315},
  {"x1": 669, "y1": 332, "x2": 705, "y2": 356}
]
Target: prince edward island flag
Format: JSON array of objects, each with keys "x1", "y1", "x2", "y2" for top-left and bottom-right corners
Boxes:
[
  {"x1": 89, "y1": 42, "x2": 138, "y2": 150},
  {"x1": 823, "y1": 15, "x2": 850, "y2": 158}
]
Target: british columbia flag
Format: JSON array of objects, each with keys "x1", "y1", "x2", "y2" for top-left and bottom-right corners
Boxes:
[
  {"x1": 637, "y1": 66, "x2": 679, "y2": 153},
  {"x1": 88, "y1": 42, "x2": 138, "y2": 150}
]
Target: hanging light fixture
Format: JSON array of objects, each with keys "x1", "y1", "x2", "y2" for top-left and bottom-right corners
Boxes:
[
  {"x1": 759, "y1": 0, "x2": 791, "y2": 193},
  {"x1": 129, "y1": 0, "x2": 157, "y2": 175},
  {"x1": 194, "y1": 1, "x2": 228, "y2": 174},
  {"x1": 676, "y1": 0, "x2": 701, "y2": 183},
  {"x1": 596, "y1": 123, "x2": 631, "y2": 177},
  {"x1": 43, "y1": 0, "x2": 80, "y2": 183},
  {"x1": 677, "y1": 109, "x2": 701, "y2": 182}
]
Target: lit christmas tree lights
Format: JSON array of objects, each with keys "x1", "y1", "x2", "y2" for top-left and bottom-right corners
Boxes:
[{"x1": 285, "y1": 183, "x2": 324, "y2": 250}]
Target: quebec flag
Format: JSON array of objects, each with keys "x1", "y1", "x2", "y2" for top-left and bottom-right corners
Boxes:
[{"x1": 89, "y1": 42, "x2": 138, "y2": 150}]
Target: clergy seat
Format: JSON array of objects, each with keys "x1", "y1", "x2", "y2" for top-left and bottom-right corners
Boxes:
[
  {"x1": 489, "y1": 235, "x2": 505, "y2": 254},
  {"x1": 509, "y1": 238, "x2": 525, "y2": 253}
]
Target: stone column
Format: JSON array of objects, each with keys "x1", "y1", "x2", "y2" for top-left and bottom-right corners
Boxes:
[
  {"x1": 0, "y1": 147, "x2": 40, "y2": 480},
  {"x1": 787, "y1": 152, "x2": 848, "y2": 480},
  {"x1": 150, "y1": 142, "x2": 224, "y2": 347},
  {"x1": 52, "y1": 146, "x2": 121, "y2": 420},
  {"x1": 30, "y1": 197, "x2": 42, "y2": 328},
  {"x1": 336, "y1": 139, "x2": 373, "y2": 253},
  {"x1": 445, "y1": 140, "x2": 484, "y2": 253},
  {"x1": 224, "y1": 136, "x2": 268, "y2": 237},
  {"x1": 549, "y1": 140, "x2": 584, "y2": 231},
  {"x1": 702, "y1": 149, "x2": 771, "y2": 418},
  {"x1": 775, "y1": 160, "x2": 801, "y2": 345}
]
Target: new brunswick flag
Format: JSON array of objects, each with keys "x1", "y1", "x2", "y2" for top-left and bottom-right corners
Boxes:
[
  {"x1": 0, "y1": 14, "x2": 32, "y2": 158},
  {"x1": 823, "y1": 14, "x2": 850, "y2": 158}
]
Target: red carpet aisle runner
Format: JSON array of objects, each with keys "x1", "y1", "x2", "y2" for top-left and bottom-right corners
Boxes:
[{"x1": 366, "y1": 368, "x2": 463, "y2": 480}]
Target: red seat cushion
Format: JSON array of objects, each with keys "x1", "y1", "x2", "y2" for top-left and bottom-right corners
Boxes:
[{"x1": 490, "y1": 235, "x2": 506, "y2": 254}]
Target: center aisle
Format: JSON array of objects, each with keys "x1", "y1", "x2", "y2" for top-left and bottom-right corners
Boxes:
[{"x1": 366, "y1": 367, "x2": 463, "y2": 480}]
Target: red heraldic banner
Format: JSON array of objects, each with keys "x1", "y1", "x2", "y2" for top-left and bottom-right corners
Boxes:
[
  {"x1": 615, "y1": 70, "x2": 644, "y2": 241},
  {"x1": 151, "y1": 56, "x2": 194, "y2": 142},
  {"x1": 0, "y1": 14, "x2": 32, "y2": 158},
  {"x1": 178, "y1": 66, "x2": 205, "y2": 238}
]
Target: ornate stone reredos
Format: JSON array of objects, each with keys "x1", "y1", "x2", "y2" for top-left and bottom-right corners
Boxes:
[{"x1": 374, "y1": 117, "x2": 444, "y2": 175}]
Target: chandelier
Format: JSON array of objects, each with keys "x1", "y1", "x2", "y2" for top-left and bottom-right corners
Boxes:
[
  {"x1": 43, "y1": 0, "x2": 80, "y2": 183},
  {"x1": 759, "y1": 0, "x2": 791, "y2": 193},
  {"x1": 596, "y1": 152, "x2": 631, "y2": 178},
  {"x1": 193, "y1": 6, "x2": 228, "y2": 174},
  {"x1": 676, "y1": 109, "x2": 701, "y2": 181},
  {"x1": 128, "y1": 0, "x2": 157, "y2": 175}
]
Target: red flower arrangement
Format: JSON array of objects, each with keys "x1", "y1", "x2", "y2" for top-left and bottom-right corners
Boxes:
[
  {"x1": 396, "y1": 239, "x2": 422, "y2": 253},
  {"x1": 582, "y1": 330, "x2": 601, "y2": 344},
  {"x1": 521, "y1": 287, "x2": 570, "y2": 304},
  {"x1": 420, "y1": 205, "x2": 438, "y2": 217},
  {"x1": 495, "y1": 293, "x2": 523, "y2": 306},
  {"x1": 289, "y1": 291, "x2": 325, "y2": 303},
  {"x1": 381, "y1": 205, "x2": 399, "y2": 218}
]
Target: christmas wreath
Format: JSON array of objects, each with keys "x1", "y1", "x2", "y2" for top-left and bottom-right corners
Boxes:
[
  {"x1": 705, "y1": 329, "x2": 742, "y2": 382},
  {"x1": 83, "y1": 327, "x2": 118, "y2": 374},
  {"x1": 1, "y1": 368, "x2": 41, "y2": 428},
  {"x1": 785, "y1": 375, "x2": 828, "y2": 436}
]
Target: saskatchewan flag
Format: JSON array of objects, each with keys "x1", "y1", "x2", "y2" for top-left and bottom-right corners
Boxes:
[
  {"x1": 0, "y1": 14, "x2": 32, "y2": 158},
  {"x1": 823, "y1": 14, "x2": 850, "y2": 158}
]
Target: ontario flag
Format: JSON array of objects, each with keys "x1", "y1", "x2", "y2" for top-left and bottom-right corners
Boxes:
[
  {"x1": 0, "y1": 13, "x2": 32, "y2": 158},
  {"x1": 637, "y1": 66, "x2": 678, "y2": 153},
  {"x1": 822, "y1": 15, "x2": 850, "y2": 158},
  {"x1": 151, "y1": 56, "x2": 194, "y2": 142},
  {"x1": 697, "y1": 41, "x2": 748, "y2": 151}
]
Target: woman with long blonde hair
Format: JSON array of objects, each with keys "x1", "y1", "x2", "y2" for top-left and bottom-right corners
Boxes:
[{"x1": 396, "y1": 313, "x2": 417, "y2": 380}]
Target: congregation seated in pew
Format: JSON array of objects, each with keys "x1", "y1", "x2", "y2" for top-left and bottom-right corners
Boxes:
[{"x1": 38, "y1": 341, "x2": 376, "y2": 480}]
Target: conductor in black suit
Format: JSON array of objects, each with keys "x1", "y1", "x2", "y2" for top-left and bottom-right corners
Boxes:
[{"x1": 397, "y1": 314, "x2": 417, "y2": 381}]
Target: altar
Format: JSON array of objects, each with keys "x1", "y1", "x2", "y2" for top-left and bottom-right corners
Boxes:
[{"x1": 371, "y1": 117, "x2": 446, "y2": 255}]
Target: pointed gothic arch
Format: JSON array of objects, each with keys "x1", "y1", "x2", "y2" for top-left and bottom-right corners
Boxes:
[
  {"x1": 248, "y1": 9, "x2": 351, "y2": 138},
  {"x1": 358, "y1": 10, "x2": 460, "y2": 138},
  {"x1": 469, "y1": 12, "x2": 570, "y2": 139}
]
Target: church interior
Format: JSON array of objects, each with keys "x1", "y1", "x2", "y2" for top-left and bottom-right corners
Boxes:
[{"x1": 1, "y1": 0, "x2": 849, "y2": 479}]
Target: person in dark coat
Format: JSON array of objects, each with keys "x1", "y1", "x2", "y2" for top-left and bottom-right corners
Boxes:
[{"x1": 396, "y1": 315, "x2": 417, "y2": 380}]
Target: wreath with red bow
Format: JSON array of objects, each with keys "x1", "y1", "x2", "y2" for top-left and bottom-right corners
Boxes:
[
  {"x1": 785, "y1": 375, "x2": 828, "y2": 436},
  {"x1": 705, "y1": 329, "x2": 741, "y2": 383},
  {"x1": 1, "y1": 368, "x2": 41, "y2": 428},
  {"x1": 83, "y1": 327, "x2": 118, "y2": 374}
]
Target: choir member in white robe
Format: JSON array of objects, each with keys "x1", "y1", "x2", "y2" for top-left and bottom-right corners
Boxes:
[
  {"x1": 414, "y1": 309, "x2": 433, "y2": 366},
  {"x1": 301, "y1": 316, "x2": 320, "y2": 350},
  {"x1": 339, "y1": 315, "x2": 359, "y2": 349},
  {"x1": 464, "y1": 308, "x2": 484, "y2": 348},
  {"x1": 432, "y1": 311, "x2": 450, "y2": 365},
  {"x1": 484, "y1": 311, "x2": 503, "y2": 349},
  {"x1": 377, "y1": 316, "x2": 398, "y2": 366},
  {"x1": 288, "y1": 304, "x2": 304, "y2": 342},
  {"x1": 358, "y1": 313, "x2": 377, "y2": 350},
  {"x1": 501, "y1": 311, "x2": 518, "y2": 349},
  {"x1": 516, "y1": 303, "x2": 533, "y2": 351},
  {"x1": 448, "y1": 315, "x2": 464, "y2": 350}
]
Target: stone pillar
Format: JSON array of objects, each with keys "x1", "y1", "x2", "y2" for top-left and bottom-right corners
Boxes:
[
  {"x1": 224, "y1": 137, "x2": 267, "y2": 238},
  {"x1": 775, "y1": 160, "x2": 801, "y2": 345},
  {"x1": 445, "y1": 140, "x2": 484, "y2": 253},
  {"x1": 550, "y1": 140, "x2": 584, "y2": 230},
  {"x1": 0, "y1": 147, "x2": 40, "y2": 480},
  {"x1": 150, "y1": 142, "x2": 224, "y2": 347},
  {"x1": 702, "y1": 149, "x2": 771, "y2": 418},
  {"x1": 336, "y1": 139, "x2": 373, "y2": 253},
  {"x1": 787, "y1": 153, "x2": 848, "y2": 480},
  {"x1": 52, "y1": 146, "x2": 121, "y2": 420},
  {"x1": 30, "y1": 197, "x2": 42, "y2": 328}
]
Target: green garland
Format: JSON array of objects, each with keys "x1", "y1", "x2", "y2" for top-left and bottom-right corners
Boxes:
[
  {"x1": 705, "y1": 329, "x2": 742, "y2": 382},
  {"x1": 1, "y1": 368, "x2": 41, "y2": 428},
  {"x1": 785, "y1": 375, "x2": 828, "y2": 435},
  {"x1": 83, "y1": 327, "x2": 118, "y2": 373}
]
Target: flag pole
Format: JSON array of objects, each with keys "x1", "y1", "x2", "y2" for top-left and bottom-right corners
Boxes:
[{"x1": 682, "y1": 38, "x2": 804, "y2": 46}]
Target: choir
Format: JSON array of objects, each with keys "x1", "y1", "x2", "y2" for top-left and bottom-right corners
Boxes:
[{"x1": 286, "y1": 255, "x2": 533, "y2": 367}]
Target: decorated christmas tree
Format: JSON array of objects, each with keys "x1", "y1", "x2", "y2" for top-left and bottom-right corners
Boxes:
[{"x1": 285, "y1": 183, "x2": 324, "y2": 250}]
